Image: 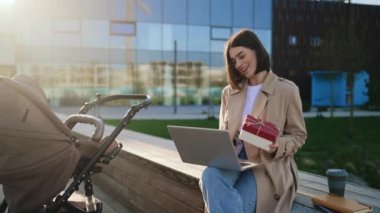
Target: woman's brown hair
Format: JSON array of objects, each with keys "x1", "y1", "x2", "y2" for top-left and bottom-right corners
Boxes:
[{"x1": 224, "y1": 29, "x2": 270, "y2": 90}]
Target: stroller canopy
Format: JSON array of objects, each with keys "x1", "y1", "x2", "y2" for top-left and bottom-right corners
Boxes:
[{"x1": 0, "y1": 74, "x2": 80, "y2": 211}]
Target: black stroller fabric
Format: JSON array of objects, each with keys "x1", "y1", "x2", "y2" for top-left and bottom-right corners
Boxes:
[{"x1": 0, "y1": 74, "x2": 81, "y2": 213}]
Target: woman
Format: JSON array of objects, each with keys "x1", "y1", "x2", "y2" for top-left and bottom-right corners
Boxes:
[{"x1": 199, "y1": 29, "x2": 307, "y2": 213}]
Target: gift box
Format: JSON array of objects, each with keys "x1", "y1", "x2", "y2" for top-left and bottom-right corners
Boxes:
[{"x1": 238, "y1": 115, "x2": 279, "y2": 151}]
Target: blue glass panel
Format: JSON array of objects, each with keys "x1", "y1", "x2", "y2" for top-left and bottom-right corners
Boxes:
[
  {"x1": 188, "y1": 26, "x2": 210, "y2": 52},
  {"x1": 110, "y1": 0, "x2": 126, "y2": 20},
  {"x1": 110, "y1": 35, "x2": 136, "y2": 49},
  {"x1": 110, "y1": 48, "x2": 135, "y2": 63},
  {"x1": 111, "y1": 0, "x2": 136, "y2": 21},
  {"x1": 354, "y1": 71, "x2": 369, "y2": 105},
  {"x1": 162, "y1": 24, "x2": 187, "y2": 51},
  {"x1": 254, "y1": 0, "x2": 272, "y2": 29},
  {"x1": 254, "y1": 29, "x2": 272, "y2": 55},
  {"x1": 163, "y1": 0, "x2": 186, "y2": 24},
  {"x1": 188, "y1": 0, "x2": 210, "y2": 25},
  {"x1": 232, "y1": 27, "x2": 243, "y2": 34},
  {"x1": 110, "y1": 21, "x2": 136, "y2": 36},
  {"x1": 188, "y1": 52, "x2": 210, "y2": 65},
  {"x1": 82, "y1": 20, "x2": 109, "y2": 48},
  {"x1": 82, "y1": 47, "x2": 109, "y2": 63},
  {"x1": 211, "y1": 40, "x2": 225, "y2": 53},
  {"x1": 211, "y1": 27, "x2": 231, "y2": 40},
  {"x1": 136, "y1": 23, "x2": 162, "y2": 50},
  {"x1": 136, "y1": 0, "x2": 162, "y2": 23},
  {"x1": 233, "y1": 0, "x2": 253, "y2": 27},
  {"x1": 310, "y1": 71, "x2": 347, "y2": 107},
  {"x1": 136, "y1": 50, "x2": 162, "y2": 64},
  {"x1": 211, "y1": 0, "x2": 232, "y2": 27},
  {"x1": 210, "y1": 52, "x2": 224, "y2": 66},
  {"x1": 81, "y1": 0, "x2": 108, "y2": 20},
  {"x1": 162, "y1": 51, "x2": 187, "y2": 63},
  {"x1": 288, "y1": 35, "x2": 297, "y2": 46}
]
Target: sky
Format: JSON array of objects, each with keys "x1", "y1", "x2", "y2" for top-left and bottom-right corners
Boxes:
[{"x1": 351, "y1": 0, "x2": 380, "y2": 5}]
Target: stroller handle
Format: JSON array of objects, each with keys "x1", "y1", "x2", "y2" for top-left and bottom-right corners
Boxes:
[
  {"x1": 64, "y1": 115, "x2": 105, "y2": 142},
  {"x1": 78, "y1": 94, "x2": 152, "y2": 115},
  {"x1": 66, "y1": 94, "x2": 152, "y2": 130}
]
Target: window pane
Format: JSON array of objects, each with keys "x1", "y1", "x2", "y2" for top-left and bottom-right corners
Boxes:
[
  {"x1": 233, "y1": 0, "x2": 253, "y2": 27},
  {"x1": 136, "y1": 0, "x2": 162, "y2": 23},
  {"x1": 54, "y1": 34, "x2": 81, "y2": 46},
  {"x1": 211, "y1": 27, "x2": 231, "y2": 40},
  {"x1": 50, "y1": 47, "x2": 76, "y2": 64},
  {"x1": 310, "y1": 36, "x2": 321, "y2": 47},
  {"x1": 0, "y1": 34, "x2": 15, "y2": 65},
  {"x1": 163, "y1": 0, "x2": 186, "y2": 24},
  {"x1": 188, "y1": 26, "x2": 210, "y2": 52},
  {"x1": 162, "y1": 51, "x2": 187, "y2": 63},
  {"x1": 254, "y1": 29, "x2": 272, "y2": 55},
  {"x1": 136, "y1": 23, "x2": 162, "y2": 50},
  {"x1": 210, "y1": 52, "x2": 224, "y2": 66},
  {"x1": 20, "y1": 19, "x2": 52, "y2": 46},
  {"x1": 110, "y1": 21, "x2": 136, "y2": 36},
  {"x1": 232, "y1": 27, "x2": 243, "y2": 34},
  {"x1": 110, "y1": 48, "x2": 135, "y2": 63},
  {"x1": 110, "y1": 0, "x2": 136, "y2": 21},
  {"x1": 54, "y1": 20, "x2": 81, "y2": 33},
  {"x1": 53, "y1": 0, "x2": 81, "y2": 19},
  {"x1": 81, "y1": 0, "x2": 109, "y2": 20},
  {"x1": 162, "y1": 24, "x2": 187, "y2": 51},
  {"x1": 289, "y1": 35, "x2": 297, "y2": 46},
  {"x1": 82, "y1": 47, "x2": 109, "y2": 63},
  {"x1": 188, "y1": 0, "x2": 210, "y2": 25},
  {"x1": 82, "y1": 20, "x2": 109, "y2": 48},
  {"x1": 211, "y1": 40, "x2": 225, "y2": 53},
  {"x1": 188, "y1": 52, "x2": 210, "y2": 65},
  {"x1": 136, "y1": 50, "x2": 162, "y2": 64},
  {"x1": 254, "y1": 0, "x2": 272, "y2": 29},
  {"x1": 110, "y1": 35, "x2": 136, "y2": 49},
  {"x1": 211, "y1": 0, "x2": 232, "y2": 27}
]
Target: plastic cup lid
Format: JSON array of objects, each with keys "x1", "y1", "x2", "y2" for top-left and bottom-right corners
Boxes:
[{"x1": 326, "y1": 168, "x2": 348, "y2": 177}]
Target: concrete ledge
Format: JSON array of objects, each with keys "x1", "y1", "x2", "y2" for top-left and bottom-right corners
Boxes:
[{"x1": 93, "y1": 150, "x2": 203, "y2": 213}]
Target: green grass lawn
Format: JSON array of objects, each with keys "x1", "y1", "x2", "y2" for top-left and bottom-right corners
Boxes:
[{"x1": 105, "y1": 117, "x2": 380, "y2": 189}]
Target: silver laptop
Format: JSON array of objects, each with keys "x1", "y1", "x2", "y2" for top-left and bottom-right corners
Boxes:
[{"x1": 167, "y1": 125, "x2": 259, "y2": 171}]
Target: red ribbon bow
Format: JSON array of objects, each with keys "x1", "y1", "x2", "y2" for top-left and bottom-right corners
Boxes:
[{"x1": 245, "y1": 117, "x2": 279, "y2": 137}]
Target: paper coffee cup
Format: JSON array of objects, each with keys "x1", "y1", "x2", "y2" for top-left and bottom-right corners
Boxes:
[{"x1": 326, "y1": 169, "x2": 348, "y2": 197}]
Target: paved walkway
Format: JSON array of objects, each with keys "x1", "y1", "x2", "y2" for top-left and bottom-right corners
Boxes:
[
  {"x1": 0, "y1": 184, "x2": 132, "y2": 213},
  {"x1": 53, "y1": 105, "x2": 380, "y2": 119}
]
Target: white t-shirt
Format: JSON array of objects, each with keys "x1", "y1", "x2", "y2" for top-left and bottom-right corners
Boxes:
[{"x1": 236, "y1": 84, "x2": 263, "y2": 155}]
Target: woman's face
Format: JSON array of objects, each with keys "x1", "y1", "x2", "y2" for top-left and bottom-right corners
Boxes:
[{"x1": 228, "y1": 46, "x2": 257, "y2": 80}]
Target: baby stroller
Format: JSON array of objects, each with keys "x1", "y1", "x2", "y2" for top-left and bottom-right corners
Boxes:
[{"x1": 0, "y1": 74, "x2": 151, "y2": 213}]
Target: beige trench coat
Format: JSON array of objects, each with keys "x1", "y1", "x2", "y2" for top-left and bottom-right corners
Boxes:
[{"x1": 219, "y1": 70, "x2": 307, "y2": 213}]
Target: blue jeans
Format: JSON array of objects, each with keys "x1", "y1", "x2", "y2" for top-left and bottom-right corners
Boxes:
[{"x1": 200, "y1": 148, "x2": 257, "y2": 213}]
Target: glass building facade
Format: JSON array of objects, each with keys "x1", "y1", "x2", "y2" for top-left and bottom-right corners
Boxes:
[{"x1": 0, "y1": 0, "x2": 272, "y2": 106}]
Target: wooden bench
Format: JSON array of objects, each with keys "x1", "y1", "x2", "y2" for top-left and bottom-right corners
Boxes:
[{"x1": 71, "y1": 122, "x2": 380, "y2": 212}]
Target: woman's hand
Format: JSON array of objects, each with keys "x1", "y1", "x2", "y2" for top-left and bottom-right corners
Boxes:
[{"x1": 267, "y1": 141, "x2": 278, "y2": 154}]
